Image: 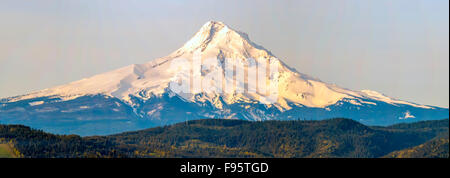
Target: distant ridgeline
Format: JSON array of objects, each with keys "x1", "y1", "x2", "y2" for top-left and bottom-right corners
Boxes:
[{"x1": 0, "y1": 118, "x2": 448, "y2": 158}]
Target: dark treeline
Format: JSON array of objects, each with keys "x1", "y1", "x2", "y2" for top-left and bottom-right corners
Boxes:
[{"x1": 0, "y1": 118, "x2": 448, "y2": 158}]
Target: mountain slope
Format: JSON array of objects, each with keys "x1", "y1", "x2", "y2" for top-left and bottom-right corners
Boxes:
[
  {"x1": 384, "y1": 137, "x2": 449, "y2": 158},
  {"x1": 0, "y1": 21, "x2": 448, "y2": 135},
  {"x1": 1, "y1": 118, "x2": 448, "y2": 158},
  {"x1": 2, "y1": 21, "x2": 436, "y2": 109},
  {"x1": 0, "y1": 143, "x2": 16, "y2": 158}
]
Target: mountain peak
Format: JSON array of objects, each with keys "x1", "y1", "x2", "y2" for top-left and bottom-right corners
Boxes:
[
  {"x1": 202, "y1": 20, "x2": 227, "y2": 30},
  {"x1": 172, "y1": 20, "x2": 273, "y2": 60}
]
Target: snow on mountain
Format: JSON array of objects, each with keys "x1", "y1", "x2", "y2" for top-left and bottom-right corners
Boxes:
[
  {"x1": 2, "y1": 21, "x2": 433, "y2": 110},
  {"x1": 399, "y1": 110, "x2": 416, "y2": 120}
]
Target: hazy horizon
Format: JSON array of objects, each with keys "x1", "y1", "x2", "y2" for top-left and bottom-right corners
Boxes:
[{"x1": 0, "y1": 0, "x2": 448, "y2": 108}]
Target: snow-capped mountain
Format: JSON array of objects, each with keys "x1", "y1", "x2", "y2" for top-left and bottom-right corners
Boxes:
[{"x1": 0, "y1": 21, "x2": 448, "y2": 136}]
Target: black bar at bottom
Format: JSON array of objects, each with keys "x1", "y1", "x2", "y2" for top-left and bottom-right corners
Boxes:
[{"x1": 1, "y1": 158, "x2": 447, "y2": 177}]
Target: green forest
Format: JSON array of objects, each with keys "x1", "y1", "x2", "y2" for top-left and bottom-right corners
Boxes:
[{"x1": 0, "y1": 118, "x2": 448, "y2": 158}]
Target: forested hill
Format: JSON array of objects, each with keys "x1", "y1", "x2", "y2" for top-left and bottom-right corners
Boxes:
[
  {"x1": 383, "y1": 137, "x2": 449, "y2": 158},
  {"x1": 0, "y1": 118, "x2": 448, "y2": 158}
]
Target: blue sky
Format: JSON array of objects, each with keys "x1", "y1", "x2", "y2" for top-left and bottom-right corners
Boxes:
[{"x1": 0, "y1": 0, "x2": 448, "y2": 107}]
